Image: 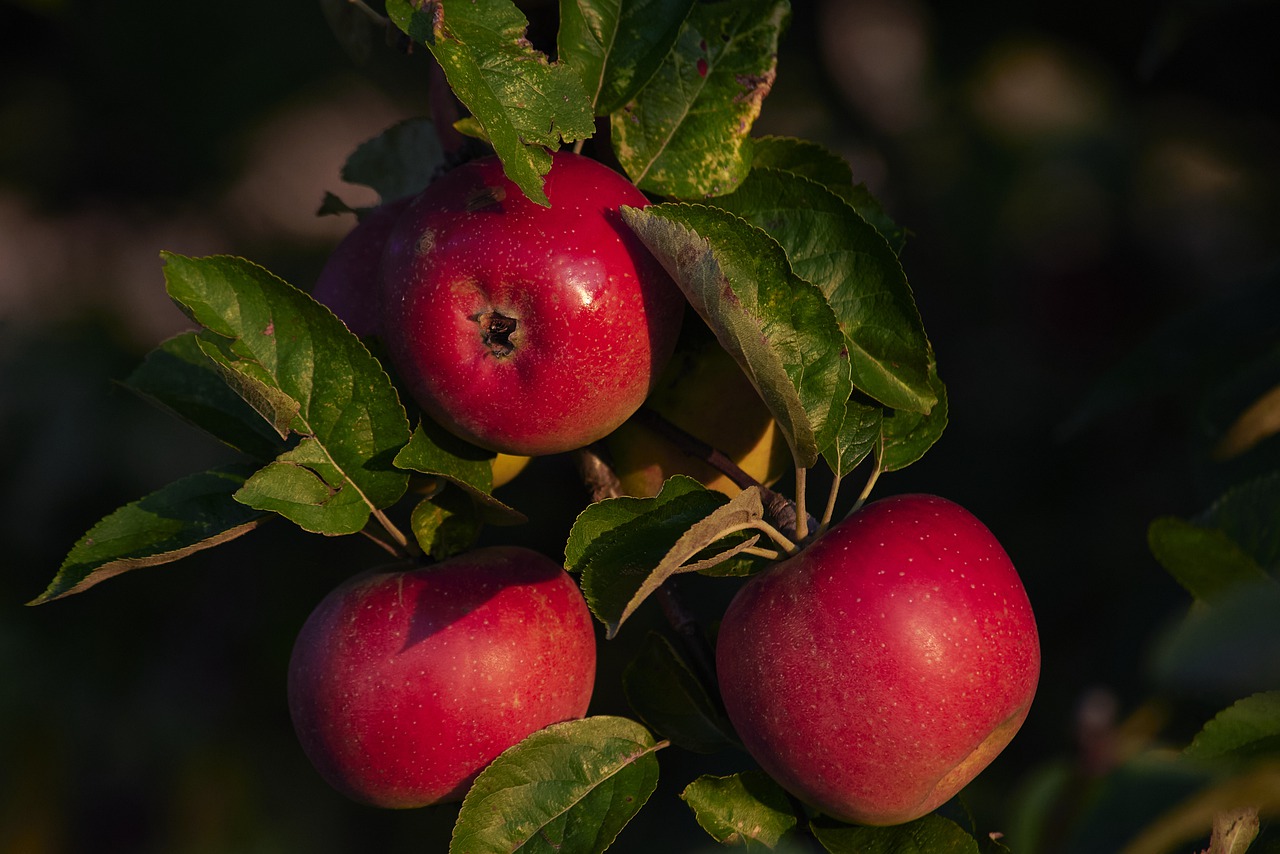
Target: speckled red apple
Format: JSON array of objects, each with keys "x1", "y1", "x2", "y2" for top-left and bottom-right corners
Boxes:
[
  {"x1": 716, "y1": 494, "x2": 1040, "y2": 826},
  {"x1": 379, "y1": 151, "x2": 684, "y2": 456},
  {"x1": 312, "y1": 197, "x2": 410, "y2": 338},
  {"x1": 287, "y1": 546, "x2": 597, "y2": 808}
]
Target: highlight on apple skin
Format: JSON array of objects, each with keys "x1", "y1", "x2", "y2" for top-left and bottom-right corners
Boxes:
[
  {"x1": 379, "y1": 151, "x2": 685, "y2": 457},
  {"x1": 715, "y1": 493, "x2": 1040, "y2": 826},
  {"x1": 287, "y1": 546, "x2": 597, "y2": 809}
]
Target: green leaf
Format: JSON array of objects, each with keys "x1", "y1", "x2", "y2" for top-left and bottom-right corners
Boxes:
[
  {"x1": 711, "y1": 167, "x2": 934, "y2": 413},
  {"x1": 410, "y1": 488, "x2": 483, "y2": 559},
  {"x1": 394, "y1": 421, "x2": 527, "y2": 526},
  {"x1": 387, "y1": 0, "x2": 595, "y2": 207},
  {"x1": 558, "y1": 0, "x2": 695, "y2": 115},
  {"x1": 1185, "y1": 692, "x2": 1280, "y2": 764},
  {"x1": 682, "y1": 771, "x2": 800, "y2": 850},
  {"x1": 578, "y1": 482, "x2": 766, "y2": 637},
  {"x1": 450, "y1": 716, "x2": 663, "y2": 854},
  {"x1": 161, "y1": 253, "x2": 411, "y2": 535},
  {"x1": 341, "y1": 117, "x2": 445, "y2": 203},
  {"x1": 1198, "y1": 472, "x2": 1280, "y2": 572},
  {"x1": 125, "y1": 331, "x2": 284, "y2": 460},
  {"x1": 811, "y1": 814, "x2": 982, "y2": 854},
  {"x1": 565, "y1": 473, "x2": 709, "y2": 569},
  {"x1": 623, "y1": 632, "x2": 737, "y2": 752},
  {"x1": 611, "y1": 0, "x2": 790, "y2": 198},
  {"x1": 751, "y1": 136, "x2": 907, "y2": 253},
  {"x1": 621, "y1": 203, "x2": 852, "y2": 468},
  {"x1": 1151, "y1": 582, "x2": 1280, "y2": 698},
  {"x1": 31, "y1": 466, "x2": 269, "y2": 604},
  {"x1": 1148, "y1": 517, "x2": 1273, "y2": 603},
  {"x1": 876, "y1": 363, "x2": 948, "y2": 473},
  {"x1": 823, "y1": 397, "x2": 883, "y2": 478}
]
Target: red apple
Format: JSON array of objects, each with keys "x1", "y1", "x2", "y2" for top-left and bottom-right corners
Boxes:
[
  {"x1": 379, "y1": 151, "x2": 685, "y2": 456},
  {"x1": 287, "y1": 546, "x2": 597, "y2": 808},
  {"x1": 715, "y1": 494, "x2": 1040, "y2": 826},
  {"x1": 312, "y1": 198, "x2": 410, "y2": 338}
]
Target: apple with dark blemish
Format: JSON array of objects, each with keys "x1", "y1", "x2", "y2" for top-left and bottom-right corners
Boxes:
[
  {"x1": 379, "y1": 151, "x2": 685, "y2": 456},
  {"x1": 715, "y1": 493, "x2": 1040, "y2": 826},
  {"x1": 287, "y1": 546, "x2": 597, "y2": 808}
]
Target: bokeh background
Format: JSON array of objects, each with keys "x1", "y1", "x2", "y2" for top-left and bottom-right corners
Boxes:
[{"x1": 2, "y1": 0, "x2": 1278, "y2": 851}]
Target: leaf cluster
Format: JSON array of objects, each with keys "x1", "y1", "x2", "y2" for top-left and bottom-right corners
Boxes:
[{"x1": 33, "y1": 1, "x2": 975, "y2": 851}]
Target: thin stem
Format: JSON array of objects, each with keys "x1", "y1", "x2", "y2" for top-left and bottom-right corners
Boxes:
[
  {"x1": 744, "y1": 519, "x2": 799, "y2": 556},
  {"x1": 573, "y1": 138, "x2": 585, "y2": 155},
  {"x1": 372, "y1": 506, "x2": 421, "y2": 558},
  {"x1": 741, "y1": 545, "x2": 781, "y2": 560},
  {"x1": 849, "y1": 463, "x2": 884, "y2": 516},
  {"x1": 360, "y1": 525, "x2": 404, "y2": 559},
  {"x1": 817, "y1": 471, "x2": 842, "y2": 536},
  {"x1": 793, "y1": 466, "x2": 809, "y2": 543}
]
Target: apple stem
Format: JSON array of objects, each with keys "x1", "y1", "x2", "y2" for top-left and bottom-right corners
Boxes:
[{"x1": 793, "y1": 466, "x2": 810, "y2": 542}]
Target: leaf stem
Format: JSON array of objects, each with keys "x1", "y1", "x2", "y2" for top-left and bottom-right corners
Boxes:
[
  {"x1": 793, "y1": 466, "x2": 809, "y2": 542},
  {"x1": 849, "y1": 462, "x2": 883, "y2": 516},
  {"x1": 371, "y1": 506, "x2": 421, "y2": 558},
  {"x1": 817, "y1": 472, "x2": 842, "y2": 536},
  {"x1": 742, "y1": 519, "x2": 799, "y2": 556}
]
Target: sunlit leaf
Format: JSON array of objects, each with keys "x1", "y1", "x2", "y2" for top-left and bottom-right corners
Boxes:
[
  {"x1": 450, "y1": 716, "x2": 663, "y2": 854},
  {"x1": 559, "y1": 0, "x2": 695, "y2": 115},
  {"x1": 621, "y1": 203, "x2": 851, "y2": 468},
  {"x1": 387, "y1": 0, "x2": 594, "y2": 206},
  {"x1": 31, "y1": 466, "x2": 269, "y2": 604},
  {"x1": 161, "y1": 253, "x2": 411, "y2": 536},
  {"x1": 611, "y1": 0, "x2": 790, "y2": 198},
  {"x1": 682, "y1": 771, "x2": 800, "y2": 849}
]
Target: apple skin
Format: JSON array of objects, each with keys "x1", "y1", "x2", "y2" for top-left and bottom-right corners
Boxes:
[
  {"x1": 312, "y1": 198, "x2": 411, "y2": 338},
  {"x1": 380, "y1": 151, "x2": 685, "y2": 456},
  {"x1": 606, "y1": 336, "x2": 789, "y2": 498},
  {"x1": 715, "y1": 494, "x2": 1040, "y2": 826},
  {"x1": 287, "y1": 546, "x2": 597, "y2": 808}
]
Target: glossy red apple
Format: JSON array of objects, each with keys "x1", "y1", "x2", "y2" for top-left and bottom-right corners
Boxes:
[
  {"x1": 716, "y1": 493, "x2": 1040, "y2": 826},
  {"x1": 379, "y1": 151, "x2": 685, "y2": 456},
  {"x1": 312, "y1": 198, "x2": 410, "y2": 338},
  {"x1": 287, "y1": 546, "x2": 597, "y2": 808}
]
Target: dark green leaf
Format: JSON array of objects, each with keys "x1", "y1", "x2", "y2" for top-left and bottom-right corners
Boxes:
[
  {"x1": 341, "y1": 117, "x2": 445, "y2": 203},
  {"x1": 611, "y1": 0, "x2": 790, "y2": 197},
  {"x1": 711, "y1": 168, "x2": 934, "y2": 413},
  {"x1": 572, "y1": 477, "x2": 760, "y2": 636},
  {"x1": 1185, "y1": 692, "x2": 1280, "y2": 763},
  {"x1": 1198, "y1": 472, "x2": 1280, "y2": 573},
  {"x1": 823, "y1": 398, "x2": 883, "y2": 478},
  {"x1": 624, "y1": 632, "x2": 737, "y2": 752},
  {"x1": 811, "y1": 814, "x2": 981, "y2": 854},
  {"x1": 682, "y1": 771, "x2": 800, "y2": 850},
  {"x1": 394, "y1": 421, "x2": 527, "y2": 525},
  {"x1": 125, "y1": 331, "x2": 284, "y2": 460},
  {"x1": 387, "y1": 0, "x2": 594, "y2": 206},
  {"x1": 621, "y1": 203, "x2": 851, "y2": 468},
  {"x1": 1147, "y1": 517, "x2": 1273, "y2": 603},
  {"x1": 161, "y1": 253, "x2": 411, "y2": 535},
  {"x1": 31, "y1": 466, "x2": 269, "y2": 604},
  {"x1": 559, "y1": 0, "x2": 695, "y2": 115},
  {"x1": 1151, "y1": 582, "x2": 1280, "y2": 698},
  {"x1": 876, "y1": 363, "x2": 948, "y2": 473},
  {"x1": 410, "y1": 488, "x2": 483, "y2": 560},
  {"x1": 565, "y1": 473, "x2": 709, "y2": 570},
  {"x1": 449, "y1": 716, "x2": 663, "y2": 854},
  {"x1": 751, "y1": 136, "x2": 907, "y2": 253}
]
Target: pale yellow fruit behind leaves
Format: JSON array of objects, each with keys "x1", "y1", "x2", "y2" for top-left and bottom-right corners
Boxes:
[{"x1": 606, "y1": 339, "x2": 790, "y2": 498}]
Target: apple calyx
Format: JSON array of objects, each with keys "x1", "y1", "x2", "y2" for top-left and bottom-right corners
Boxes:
[{"x1": 478, "y1": 311, "x2": 519, "y2": 357}]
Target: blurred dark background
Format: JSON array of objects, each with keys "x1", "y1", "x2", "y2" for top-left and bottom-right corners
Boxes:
[{"x1": 3, "y1": 0, "x2": 1278, "y2": 851}]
